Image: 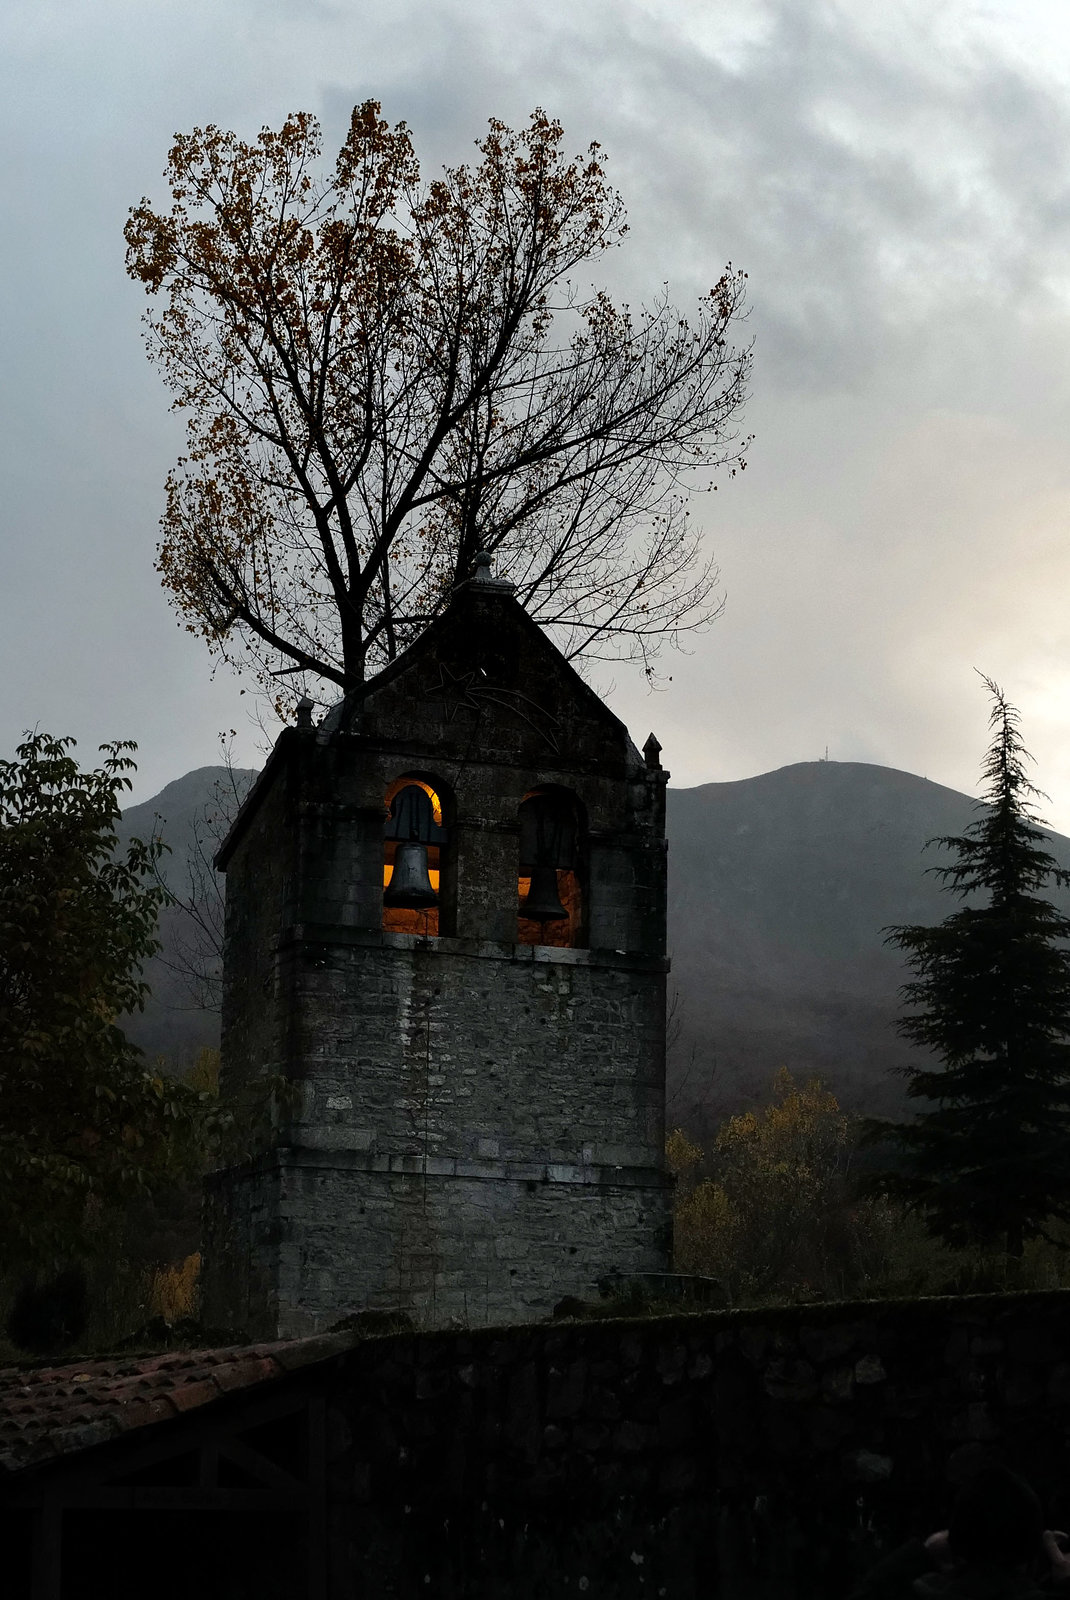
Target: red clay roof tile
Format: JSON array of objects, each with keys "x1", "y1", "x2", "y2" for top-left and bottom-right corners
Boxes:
[
  {"x1": 0, "y1": 1329, "x2": 357, "y2": 1480},
  {"x1": 212, "y1": 1356, "x2": 280, "y2": 1392}
]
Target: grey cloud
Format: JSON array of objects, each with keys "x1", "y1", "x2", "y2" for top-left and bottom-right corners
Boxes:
[{"x1": 4, "y1": 0, "x2": 1070, "y2": 824}]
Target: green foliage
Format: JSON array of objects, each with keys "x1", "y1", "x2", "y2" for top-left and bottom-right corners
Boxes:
[
  {"x1": 866, "y1": 678, "x2": 1070, "y2": 1256},
  {"x1": 0, "y1": 733, "x2": 218, "y2": 1268}
]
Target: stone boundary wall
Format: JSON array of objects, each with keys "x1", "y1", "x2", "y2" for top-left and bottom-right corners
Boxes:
[{"x1": 319, "y1": 1290, "x2": 1070, "y2": 1598}]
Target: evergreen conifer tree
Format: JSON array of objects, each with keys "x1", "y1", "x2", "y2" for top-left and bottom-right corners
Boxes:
[{"x1": 867, "y1": 677, "x2": 1070, "y2": 1257}]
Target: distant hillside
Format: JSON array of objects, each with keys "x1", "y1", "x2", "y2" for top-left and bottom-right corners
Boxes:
[
  {"x1": 118, "y1": 766, "x2": 257, "y2": 1065},
  {"x1": 122, "y1": 759, "x2": 1070, "y2": 1121},
  {"x1": 666, "y1": 761, "x2": 1070, "y2": 1127}
]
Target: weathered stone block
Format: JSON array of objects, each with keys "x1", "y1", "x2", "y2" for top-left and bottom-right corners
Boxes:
[
  {"x1": 847, "y1": 1449, "x2": 893, "y2": 1483},
  {"x1": 546, "y1": 1360, "x2": 587, "y2": 1420},
  {"x1": 808, "y1": 1405, "x2": 854, "y2": 1451},
  {"x1": 821, "y1": 1366, "x2": 854, "y2": 1404},
  {"x1": 658, "y1": 1396, "x2": 697, "y2": 1451},
  {"x1": 1006, "y1": 1322, "x2": 1061, "y2": 1365},
  {"x1": 944, "y1": 1403, "x2": 997, "y2": 1442},
  {"x1": 738, "y1": 1327, "x2": 770, "y2": 1365},
  {"x1": 799, "y1": 1323, "x2": 860, "y2": 1365},
  {"x1": 763, "y1": 1358, "x2": 818, "y2": 1403}
]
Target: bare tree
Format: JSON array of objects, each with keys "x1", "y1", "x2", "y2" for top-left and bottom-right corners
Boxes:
[{"x1": 125, "y1": 104, "x2": 751, "y2": 707}]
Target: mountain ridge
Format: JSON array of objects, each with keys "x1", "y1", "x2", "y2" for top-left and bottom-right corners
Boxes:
[
  {"x1": 666, "y1": 759, "x2": 1070, "y2": 1126},
  {"x1": 119, "y1": 758, "x2": 1070, "y2": 1127}
]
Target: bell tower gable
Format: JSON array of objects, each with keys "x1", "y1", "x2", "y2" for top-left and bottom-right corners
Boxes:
[
  {"x1": 205, "y1": 571, "x2": 671, "y2": 1337},
  {"x1": 332, "y1": 578, "x2": 642, "y2": 779}
]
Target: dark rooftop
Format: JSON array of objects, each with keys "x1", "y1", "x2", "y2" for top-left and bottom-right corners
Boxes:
[{"x1": 0, "y1": 1330, "x2": 356, "y2": 1478}]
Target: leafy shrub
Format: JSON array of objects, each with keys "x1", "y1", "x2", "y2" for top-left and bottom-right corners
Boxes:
[{"x1": 670, "y1": 1070, "x2": 1070, "y2": 1306}]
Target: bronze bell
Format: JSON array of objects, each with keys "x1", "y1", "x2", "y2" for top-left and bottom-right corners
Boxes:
[
  {"x1": 520, "y1": 864, "x2": 569, "y2": 922},
  {"x1": 384, "y1": 840, "x2": 437, "y2": 909}
]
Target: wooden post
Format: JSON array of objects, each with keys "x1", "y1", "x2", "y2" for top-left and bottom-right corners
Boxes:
[
  {"x1": 307, "y1": 1395, "x2": 327, "y2": 1600},
  {"x1": 31, "y1": 1501, "x2": 62, "y2": 1600}
]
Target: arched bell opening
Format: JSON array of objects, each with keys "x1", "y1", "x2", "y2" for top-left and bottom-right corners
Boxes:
[
  {"x1": 517, "y1": 788, "x2": 585, "y2": 949},
  {"x1": 382, "y1": 775, "x2": 450, "y2": 936}
]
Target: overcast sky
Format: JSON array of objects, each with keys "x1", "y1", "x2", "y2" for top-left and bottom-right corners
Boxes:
[{"x1": 6, "y1": 0, "x2": 1070, "y2": 828}]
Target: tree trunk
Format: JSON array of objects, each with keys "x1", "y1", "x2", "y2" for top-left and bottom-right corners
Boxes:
[{"x1": 341, "y1": 602, "x2": 365, "y2": 690}]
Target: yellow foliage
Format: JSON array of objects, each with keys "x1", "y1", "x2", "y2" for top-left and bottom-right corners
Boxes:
[
  {"x1": 672, "y1": 1070, "x2": 887, "y2": 1304},
  {"x1": 716, "y1": 1068, "x2": 848, "y2": 1174},
  {"x1": 149, "y1": 1252, "x2": 201, "y2": 1323},
  {"x1": 188, "y1": 1047, "x2": 220, "y2": 1096},
  {"x1": 665, "y1": 1126, "x2": 703, "y2": 1180},
  {"x1": 672, "y1": 1070, "x2": 1070, "y2": 1306},
  {"x1": 674, "y1": 1179, "x2": 735, "y2": 1276}
]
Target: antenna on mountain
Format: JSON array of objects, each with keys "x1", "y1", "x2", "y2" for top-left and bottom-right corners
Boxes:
[{"x1": 823, "y1": 746, "x2": 829, "y2": 762}]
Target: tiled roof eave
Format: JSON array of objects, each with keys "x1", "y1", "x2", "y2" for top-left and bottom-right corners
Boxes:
[{"x1": 0, "y1": 1330, "x2": 359, "y2": 1481}]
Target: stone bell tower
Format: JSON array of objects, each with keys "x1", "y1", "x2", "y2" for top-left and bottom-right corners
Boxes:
[{"x1": 203, "y1": 559, "x2": 672, "y2": 1336}]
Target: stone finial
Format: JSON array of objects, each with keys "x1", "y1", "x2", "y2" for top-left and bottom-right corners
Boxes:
[
  {"x1": 643, "y1": 732, "x2": 662, "y2": 770},
  {"x1": 296, "y1": 696, "x2": 315, "y2": 730},
  {"x1": 462, "y1": 548, "x2": 516, "y2": 596}
]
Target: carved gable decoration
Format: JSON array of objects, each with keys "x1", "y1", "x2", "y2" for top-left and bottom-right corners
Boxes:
[{"x1": 341, "y1": 582, "x2": 639, "y2": 775}]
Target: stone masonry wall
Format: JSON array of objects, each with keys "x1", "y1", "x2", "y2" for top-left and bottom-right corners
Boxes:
[
  {"x1": 218, "y1": 758, "x2": 293, "y2": 1106},
  {"x1": 208, "y1": 1156, "x2": 669, "y2": 1335},
  {"x1": 288, "y1": 938, "x2": 666, "y2": 1168},
  {"x1": 207, "y1": 934, "x2": 671, "y2": 1334},
  {"x1": 311, "y1": 1290, "x2": 1070, "y2": 1599}
]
